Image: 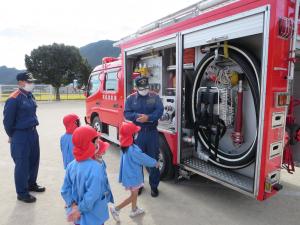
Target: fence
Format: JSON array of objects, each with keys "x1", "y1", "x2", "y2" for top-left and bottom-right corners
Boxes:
[{"x1": 0, "y1": 85, "x2": 85, "y2": 102}]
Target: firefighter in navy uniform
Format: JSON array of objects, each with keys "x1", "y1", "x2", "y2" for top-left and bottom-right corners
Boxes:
[
  {"x1": 124, "y1": 76, "x2": 164, "y2": 197},
  {"x1": 3, "y1": 72, "x2": 45, "y2": 203}
]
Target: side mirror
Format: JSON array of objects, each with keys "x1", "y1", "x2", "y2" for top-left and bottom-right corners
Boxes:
[{"x1": 84, "y1": 91, "x2": 88, "y2": 97}]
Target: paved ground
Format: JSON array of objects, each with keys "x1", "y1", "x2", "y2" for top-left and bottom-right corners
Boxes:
[{"x1": 0, "y1": 101, "x2": 299, "y2": 225}]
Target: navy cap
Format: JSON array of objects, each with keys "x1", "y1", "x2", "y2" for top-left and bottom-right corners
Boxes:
[
  {"x1": 16, "y1": 72, "x2": 37, "y2": 82},
  {"x1": 135, "y1": 76, "x2": 149, "y2": 88}
]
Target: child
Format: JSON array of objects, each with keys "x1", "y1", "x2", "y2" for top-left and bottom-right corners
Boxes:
[
  {"x1": 60, "y1": 114, "x2": 80, "y2": 169},
  {"x1": 94, "y1": 138, "x2": 114, "y2": 204},
  {"x1": 61, "y1": 125, "x2": 109, "y2": 225},
  {"x1": 110, "y1": 122, "x2": 159, "y2": 222}
]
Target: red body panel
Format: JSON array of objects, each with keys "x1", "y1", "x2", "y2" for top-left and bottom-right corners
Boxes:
[
  {"x1": 257, "y1": 0, "x2": 295, "y2": 201},
  {"x1": 163, "y1": 132, "x2": 178, "y2": 164}
]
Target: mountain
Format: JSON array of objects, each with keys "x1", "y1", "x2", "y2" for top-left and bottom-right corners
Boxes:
[
  {"x1": 0, "y1": 39, "x2": 120, "y2": 84},
  {"x1": 0, "y1": 66, "x2": 24, "y2": 85},
  {"x1": 79, "y1": 40, "x2": 120, "y2": 68}
]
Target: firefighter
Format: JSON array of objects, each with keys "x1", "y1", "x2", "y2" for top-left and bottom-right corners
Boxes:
[
  {"x1": 124, "y1": 76, "x2": 164, "y2": 197},
  {"x1": 3, "y1": 72, "x2": 45, "y2": 203}
]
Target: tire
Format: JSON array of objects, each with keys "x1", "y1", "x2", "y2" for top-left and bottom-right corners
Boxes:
[
  {"x1": 92, "y1": 116, "x2": 102, "y2": 132},
  {"x1": 159, "y1": 135, "x2": 174, "y2": 180},
  {"x1": 191, "y1": 46, "x2": 260, "y2": 169}
]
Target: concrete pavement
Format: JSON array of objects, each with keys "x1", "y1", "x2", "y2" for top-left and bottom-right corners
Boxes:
[{"x1": 0, "y1": 101, "x2": 299, "y2": 225}]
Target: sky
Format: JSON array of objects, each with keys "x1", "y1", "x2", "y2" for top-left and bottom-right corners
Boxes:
[{"x1": 0, "y1": 0, "x2": 199, "y2": 69}]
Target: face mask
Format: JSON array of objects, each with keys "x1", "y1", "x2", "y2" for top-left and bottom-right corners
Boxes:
[
  {"x1": 138, "y1": 89, "x2": 149, "y2": 96},
  {"x1": 23, "y1": 83, "x2": 35, "y2": 92}
]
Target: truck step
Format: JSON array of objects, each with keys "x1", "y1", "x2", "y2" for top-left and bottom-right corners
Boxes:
[{"x1": 182, "y1": 157, "x2": 254, "y2": 193}]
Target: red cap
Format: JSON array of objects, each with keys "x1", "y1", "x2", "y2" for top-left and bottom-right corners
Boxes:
[
  {"x1": 72, "y1": 126, "x2": 100, "y2": 161},
  {"x1": 94, "y1": 139, "x2": 110, "y2": 158},
  {"x1": 63, "y1": 114, "x2": 80, "y2": 134},
  {"x1": 119, "y1": 122, "x2": 141, "y2": 147}
]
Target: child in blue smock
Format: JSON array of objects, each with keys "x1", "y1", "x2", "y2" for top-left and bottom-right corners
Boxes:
[
  {"x1": 93, "y1": 138, "x2": 114, "y2": 204},
  {"x1": 110, "y1": 122, "x2": 159, "y2": 222},
  {"x1": 60, "y1": 114, "x2": 80, "y2": 169},
  {"x1": 61, "y1": 126, "x2": 109, "y2": 225}
]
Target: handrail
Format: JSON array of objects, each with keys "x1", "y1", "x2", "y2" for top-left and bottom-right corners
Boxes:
[{"x1": 114, "y1": 0, "x2": 236, "y2": 47}]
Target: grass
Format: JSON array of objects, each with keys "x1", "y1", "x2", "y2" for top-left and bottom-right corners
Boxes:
[{"x1": 0, "y1": 93, "x2": 85, "y2": 102}]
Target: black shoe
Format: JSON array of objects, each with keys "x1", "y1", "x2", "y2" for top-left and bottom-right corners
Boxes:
[
  {"x1": 17, "y1": 194, "x2": 36, "y2": 203},
  {"x1": 151, "y1": 188, "x2": 159, "y2": 198},
  {"x1": 138, "y1": 187, "x2": 144, "y2": 196},
  {"x1": 29, "y1": 184, "x2": 46, "y2": 193}
]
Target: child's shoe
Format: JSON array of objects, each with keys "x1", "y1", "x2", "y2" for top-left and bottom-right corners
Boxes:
[
  {"x1": 129, "y1": 207, "x2": 145, "y2": 218},
  {"x1": 110, "y1": 206, "x2": 120, "y2": 222}
]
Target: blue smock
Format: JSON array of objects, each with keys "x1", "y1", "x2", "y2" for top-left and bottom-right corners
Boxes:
[
  {"x1": 60, "y1": 134, "x2": 74, "y2": 169},
  {"x1": 61, "y1": 159, "x2": 109, "y2": 225},
  {"x1": 119, "y1": 144, "x2": 157, "y2": 188}
]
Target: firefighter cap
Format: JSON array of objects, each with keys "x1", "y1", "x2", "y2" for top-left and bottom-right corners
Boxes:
[
  {"x1": 135, "y1": 76, "x2": 149, "y2": 88},
  {"x1": 16, "y1": 72, "x2": 37, "y2": 82}
]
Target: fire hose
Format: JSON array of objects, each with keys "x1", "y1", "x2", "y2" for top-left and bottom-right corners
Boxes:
[{"x1": 192, "y1": 45, "x2": 260, "y2": 169}]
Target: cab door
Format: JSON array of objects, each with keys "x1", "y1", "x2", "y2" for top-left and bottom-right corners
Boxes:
[
  {"x1": 100, "y1": 68, "x2": 122, "y2": 127},
  {"x1": 85, "y1": 71, "x2": 101, "y2": 123}
]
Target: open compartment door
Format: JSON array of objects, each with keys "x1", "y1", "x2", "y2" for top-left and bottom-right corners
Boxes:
[{"x1": 178, "y1": 6, "x2": 269, "y2": 197}]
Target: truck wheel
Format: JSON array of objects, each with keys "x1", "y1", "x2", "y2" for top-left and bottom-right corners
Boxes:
[
  {"x1": 92, "y1": 116, "x2": 102, "y2": 132},
  {"x1": 159, "y1": 135, "x2": 174, "y2": 180}
]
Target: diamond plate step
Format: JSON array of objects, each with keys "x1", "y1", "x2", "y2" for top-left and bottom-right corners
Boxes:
[{"x1": 183, "y1": 157, "x2": 254, "y2": 193}]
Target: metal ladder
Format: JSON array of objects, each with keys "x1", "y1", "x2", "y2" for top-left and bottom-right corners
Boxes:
[{"x1": 289, "y1": 0, "x2": 300, "y2": 81}]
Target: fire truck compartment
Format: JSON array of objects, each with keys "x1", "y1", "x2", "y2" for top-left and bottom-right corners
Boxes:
[{"x1": 179, "y1": 31, "x2": 264, "y2": 194}]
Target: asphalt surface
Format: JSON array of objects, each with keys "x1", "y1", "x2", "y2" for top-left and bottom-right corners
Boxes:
[{"x1": 0, "y1": 100, "x2": 299, "y2": 225}]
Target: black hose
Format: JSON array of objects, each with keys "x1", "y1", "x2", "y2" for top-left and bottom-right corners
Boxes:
[{"x1": 191, "y1": 46, "x2": 260, "y2": 169}]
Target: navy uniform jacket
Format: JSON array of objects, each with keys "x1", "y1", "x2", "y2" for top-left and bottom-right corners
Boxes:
[
  {"x1": 124, "y1": 91, "x2": 164, "y2": 128},
  {"x1": 3, "y1": 89, "x2": 39, "y2": 137}
]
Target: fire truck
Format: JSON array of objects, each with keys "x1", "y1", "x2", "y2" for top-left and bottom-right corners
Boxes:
[{"x1": 85, "y1": 0, "x2": 300, "y2": 201}]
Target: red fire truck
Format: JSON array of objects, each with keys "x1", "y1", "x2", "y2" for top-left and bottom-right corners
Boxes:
[{"x1": 85, "y1": 0, "x2": 300, "y2": 201}]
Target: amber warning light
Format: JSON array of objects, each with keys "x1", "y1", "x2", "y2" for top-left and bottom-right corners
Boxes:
[{"x1": 275, "y1": 92, "x2": 290, "y2": 107}]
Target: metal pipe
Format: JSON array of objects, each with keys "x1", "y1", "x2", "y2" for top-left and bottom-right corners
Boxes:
[
  {"x1": 198, "y1": 0, "x2": 231, "y2": 10},
  {"x1": 231, "y1": 80, "x2": 244, "y2": 145}
]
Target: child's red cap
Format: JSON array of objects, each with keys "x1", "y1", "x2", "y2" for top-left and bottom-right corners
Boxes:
[
  {"x1": 72, "y1": 126, "x2": 100, "y2": 161},
  {"x1": 119, "y1": 121, "x2": 141, "y2": 147},
  {"x1": 94, "y1": 139, "x2": 110, "y2": 158},
  {"x1": 63, "y1": 114, "x2": 80, "y2": 134}
]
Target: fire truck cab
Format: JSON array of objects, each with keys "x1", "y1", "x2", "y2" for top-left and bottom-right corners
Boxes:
[{"x1": 86, "y1": 0, "x2": 300, "y2": 201}]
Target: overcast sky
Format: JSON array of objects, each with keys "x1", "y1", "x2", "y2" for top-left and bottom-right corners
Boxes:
[{"x1": 0, "y1": 0, "x2": 199, "y2": 69}]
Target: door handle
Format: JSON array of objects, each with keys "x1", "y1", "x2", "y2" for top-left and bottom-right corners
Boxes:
[
  {"x1": 113, "y1": 103, "x2": 119, "y2": 108},
  {"x1": 206, "y1": 35, "x2": 228, "y2": 43},
  {"x1": 96, "y1": 102, "x2": 100, "y2": 105}
]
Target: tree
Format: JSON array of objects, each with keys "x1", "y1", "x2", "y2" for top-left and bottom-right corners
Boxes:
[
  {"x1": 25, "y1": 43, "x2": 90, "y2": 100},
  {"x1": 76, "y1": 58, "x2": 92, "y2": 89}
]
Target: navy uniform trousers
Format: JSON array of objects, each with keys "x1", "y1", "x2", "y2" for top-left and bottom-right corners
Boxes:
[
  {"x1": 11, "y1": 128, "x2": 40, "y2": 197},
  {"x1": 135, "y1": 128, "x2": 160, "y2": 189}
]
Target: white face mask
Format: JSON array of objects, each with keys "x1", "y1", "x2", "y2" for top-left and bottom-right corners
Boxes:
[
  {"x1": 23, "y1": 83, "x2": 35, "y2": 92},
  {"x1": 138, "y1": 89, "x2": 149, "y2": 96}
]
